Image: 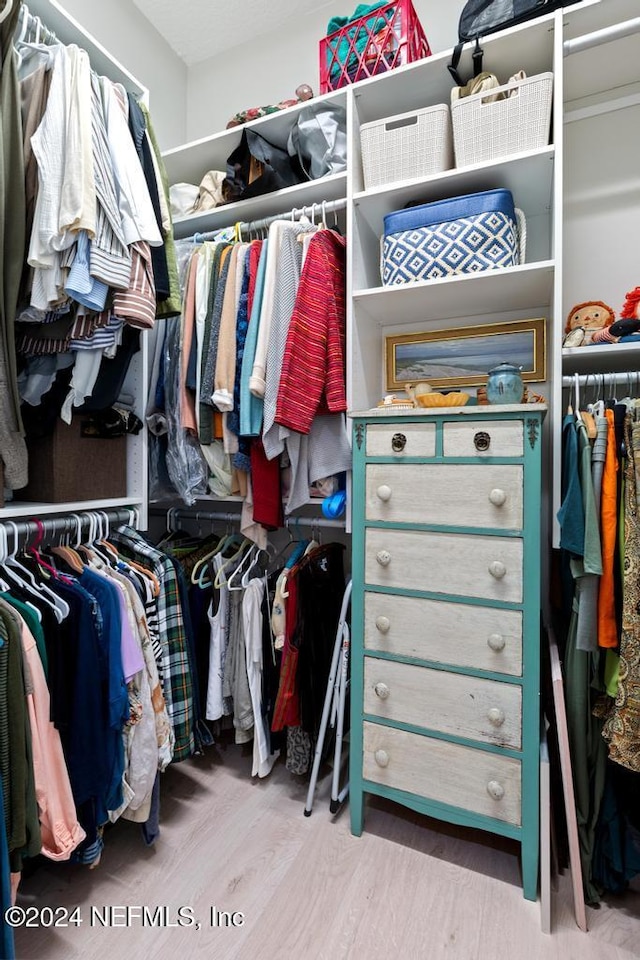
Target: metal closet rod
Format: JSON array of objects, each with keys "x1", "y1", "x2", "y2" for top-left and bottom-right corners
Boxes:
[
  {"x1": 0, "y1": 507, "x2": 138, "y2": 546},
  {"x1": 561, "y1": 371, "x2": 640, "y2": 387},
  {"x1": 161, "y1": 507, "x2": 345, "y2": 530},
  {"x1": 186, "y1": 197, "x2": 348, "y2": 243},
  {"x1": 563, "y1": 16, "x2": 640, "y2": 57}
]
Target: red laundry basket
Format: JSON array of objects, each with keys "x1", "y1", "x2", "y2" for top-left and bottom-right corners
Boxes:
[{"x1": 319, "y1": 0, "x2": 431, "y2": 93}]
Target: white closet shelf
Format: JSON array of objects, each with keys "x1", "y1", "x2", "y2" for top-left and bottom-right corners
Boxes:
[
  {"x1": 162, "y1": 89, "x2": 347, "y2": 185},
  {"x1": 0, "y1": 497, "x2": 144, "y2": 520},
  {"x1": 350, "y1": 15, "x2": 555, "y2": 125},
  {"x1": 562, "y1": 341, "x2": 640, "y2": 374},
  {"x1": 352, "y1": 262, "x2": 555, "y2": 326},
  {"x1": 171, "y1": 172, "x2": 348, "y2": 239},
  {"x1": 563, "y1": 0, "x2": 640, "y2": 102},
  {"x1": 28, "y1": 0, "x2": 146, "y2": 96},
  {"x1": 353, "y1": 147, "x2": 555, "y2": 228}
]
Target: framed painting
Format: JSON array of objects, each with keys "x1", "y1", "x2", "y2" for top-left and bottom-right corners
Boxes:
[{"x1": 385, "y1": 318, "x2": 546, "y2": 391}]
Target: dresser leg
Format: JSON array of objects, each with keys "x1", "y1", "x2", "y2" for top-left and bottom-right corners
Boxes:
[
  {"x1": 521, "y1": 842, "x2": 539, "y2": 902},
  {"x1": 350, "y1": 791, "x2": 364, "y2": 837}
]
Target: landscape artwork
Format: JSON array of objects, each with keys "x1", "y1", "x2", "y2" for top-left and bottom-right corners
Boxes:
[{"x1": 386, "y1": 319, "x2": 546, "y2": 391}]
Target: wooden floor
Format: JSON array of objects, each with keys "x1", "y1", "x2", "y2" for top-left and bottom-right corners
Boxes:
[{"x1": 12, "y1": 737, "x2": 640, "y2": 960}]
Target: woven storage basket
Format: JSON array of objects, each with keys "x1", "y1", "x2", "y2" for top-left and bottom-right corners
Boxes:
[
  {"x1": 360, "y1": 103, "x2": 452, "y2": 189},
  {"x1": 452, "y1": 72, "x2": 553, "y2": 168}
]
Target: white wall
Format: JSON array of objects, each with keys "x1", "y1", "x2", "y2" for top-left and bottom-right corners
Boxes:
[
  {"x1": 47, "y1": 0, "x2": 188, "y2": 149},
  {"x1": 186, "y1": 1, "x2": 462, "y2": 141}
]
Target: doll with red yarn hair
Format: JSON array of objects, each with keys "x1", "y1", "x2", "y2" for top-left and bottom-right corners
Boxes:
[
  {"x1": 563, "y1": 300, "x2": 616, "y2": 346},
  {"x1": 590, "y1": 287, "x2": 640, "y2": 344}
]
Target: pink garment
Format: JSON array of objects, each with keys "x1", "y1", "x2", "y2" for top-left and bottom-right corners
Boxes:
[
  {"x1": 10, "y1": 873, "x2": 20, "y2": 905},
  {"x1": 20, "y1": 620, "x2": 86, "y2": 861},
  {"x1": 180, "y1": 253, "x2": 198, "y2": 433}
]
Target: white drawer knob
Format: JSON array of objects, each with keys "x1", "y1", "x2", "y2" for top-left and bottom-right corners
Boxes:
[
  {"x1": 489, "y1": 488, "x2": 507, "y2": 507},
  {"x1": 487, "y1": 633, "x2": 506, "y2": 652},
  {"x1": 374, "y1": 749, "x2": 390, "y2": 768},
  {"x1": 487, "y1": 780, "x2": 505, "y2": 801},
  {"x1": 489, "y1": 560, "x2": 507, "y2": 580},
  {"x1": 376, "y1": 615, "x2": 391, "y2": 634},
  {"x1": 374, "y1": 682, "x2": 390, "y2": 700},
  {"x1": 487, "y1": 707, "x2": 506, "y2": 727},
  {"x1": 376, "y1": 550, "x2": 392, "y2": 567},
  {"x1": 376, "y1": 484, "x2": 392, "y2": 502}
]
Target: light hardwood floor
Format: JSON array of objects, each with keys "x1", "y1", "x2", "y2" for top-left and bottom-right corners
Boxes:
[{"x1": 12, "y1": 738, "x2": 640, "y2": 960}]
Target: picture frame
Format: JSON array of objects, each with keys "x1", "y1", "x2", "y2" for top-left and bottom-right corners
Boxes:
[{"x1": 385, "y1": 318, "x2": 546, "y2": 392}]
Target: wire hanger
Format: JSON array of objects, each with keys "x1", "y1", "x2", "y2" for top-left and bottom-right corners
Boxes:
[{"x1": 0, "y1": 0, "x2": 14, "y2": 26}]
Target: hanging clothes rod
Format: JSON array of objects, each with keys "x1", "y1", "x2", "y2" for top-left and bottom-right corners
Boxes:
[
  {"x1": 0, "y1": 507, "x2": 138, "y2": 546},
  {"x1": 186, "y1": 196, "x2": 348, "y2": 244},
  {"x1": 159, "y1": 507, "x2": 345, "y2": 531},
  {"x1": 14, "y1": 4, "x2": 58, "y2": 46},
  {"x1": 563, "y1": 16, "x2": 640, "y2": 57},
  {"x1": 561, "y1": 371, "x2": 640, "y2": 388}
]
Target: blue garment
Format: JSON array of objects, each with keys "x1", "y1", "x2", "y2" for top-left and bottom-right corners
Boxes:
[
  {"x1": 78, "y1": 569, "x2": 128, "y2": 817},
  {"x1": 239, "y1": 240, "x2": 268, "y2": 437},
  {"x1": 65, "y1": 230, "x2": 109, "y2": 311},
  {"x1": 557, "y1": 413, "x2": 585, "y2": 556},
  {"x1": 228, "y1": 256, "x2": 252, "y2": 472},
  {"x1": 0, "y1": 774, "x2": 15, "y2": 960}
]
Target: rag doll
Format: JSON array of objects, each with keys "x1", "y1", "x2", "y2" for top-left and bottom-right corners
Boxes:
[{"x1": 563, "y1": 300, "x2": 616, "y2": 346}]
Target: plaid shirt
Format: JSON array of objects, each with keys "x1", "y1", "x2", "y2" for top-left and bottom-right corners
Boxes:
[{"x1": 113, "y1": 527, "x2": 195, "y2": 761}]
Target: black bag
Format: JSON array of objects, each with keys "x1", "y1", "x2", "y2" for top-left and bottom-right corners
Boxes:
[
  {"x1": 449, "y1": 0, "x2": 580, "y2": 84},
  {"x1": 222, "y1": 128, "x2": 305, "y2": 203}
]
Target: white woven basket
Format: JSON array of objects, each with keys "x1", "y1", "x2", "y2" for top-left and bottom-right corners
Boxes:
[
  {"x1": 452, "y1": 72, "x2": 553, "y2": 168},
  {"x1": 360, "y1": 103, "x2": 453, "y2": 190}
]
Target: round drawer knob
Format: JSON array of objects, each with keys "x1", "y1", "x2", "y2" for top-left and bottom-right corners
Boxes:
[
  {"x1": 376, "y1": 550, "x2": 392, "y2": 567},
  {"x1": 374, "y1": 749, "x2": 390, "y2": 768},
  {"x1": 487, "y1": 633, "x2": 506, "y2": 652},
  {"x1": 374, "y1": 682, "x2": 390, "y2": 700},
  {"x1": 489, "y1": 560, "x2": 507, "y2": 580},
  {"x1": 489, "y1": 488, "x2": 507, "y2": 507},
  {"x1": 487, "y1": 780, "x2": 505, "y2": 801},
  {"x1": 391, "y1": 432, "x2": 407, "y2": 453},
  {"x1": 487, "y1": 707, "x2": 506, "y2": 727},
  {"x1": 474, "y1": 431, "x2": 491, "y2": 452},
  {"x1": 376, "y1": 484, "x2": 392, "y2": 502},
  {"x1": 376, "y1": 615, "x2": 391, "y2": 634}
]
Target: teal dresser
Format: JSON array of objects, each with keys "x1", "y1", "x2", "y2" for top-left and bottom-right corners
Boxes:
[{"x1": 349, "y1": 404, "x2": 546, "y2": 901}]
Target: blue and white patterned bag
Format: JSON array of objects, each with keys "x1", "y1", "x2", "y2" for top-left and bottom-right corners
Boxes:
[{"x1": 381, "y1": 189, "x2": 526, "y2": 286}]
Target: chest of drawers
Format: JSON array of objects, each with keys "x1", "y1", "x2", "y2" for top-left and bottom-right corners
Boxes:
[{"x1": 349, "y1": 405, "x2": 546, "y2": 901}]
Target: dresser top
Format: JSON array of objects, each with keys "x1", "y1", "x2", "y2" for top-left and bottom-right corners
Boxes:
[{"x1": 349, "y1": 403, "x2": 548, "y2": 419}]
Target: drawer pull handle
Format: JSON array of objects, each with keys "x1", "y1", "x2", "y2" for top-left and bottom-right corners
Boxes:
[
  {"x1": 474, "y1": 431, "x2": 491, "y2": 452},
  {"x1": 487, "y1": 633, "x2": 506, "y2": 652},
  {"x1": 374, "y1": 682, "x2": 390, "y2": 700},
  {"x1": 391, "y1": 432, "x2": 407, "y2": 453},
  {"x1": 487, "y1": 707, "x2": 506, "y2": 727},
  {"x1": 376, "y1": 484, "x2": 392, "y2": 502},
  {"x1": 375, "y1": 615, "x2": 391, "y2": 634},
  {"x1": 487, "y1": 780, "x2": 505, "y2": 801},
  {"x1": 376, "y1": 550, "x2": 392, "y2": 567},
  {"x1": 489, "y1": 488, "x2": 507, "y2": 507},
  {"x1": 489, "y1": 560, "x2": 507, "y2": 580},
  {"x1": 374, "y1": 749, "x2": 390, "y2": 768}
]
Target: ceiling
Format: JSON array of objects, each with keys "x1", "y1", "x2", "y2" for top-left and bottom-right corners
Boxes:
[{"x1": 132, "y1": 0, "x2": 338, "y2": 66}]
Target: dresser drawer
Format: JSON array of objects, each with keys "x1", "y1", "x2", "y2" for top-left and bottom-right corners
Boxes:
[
  {"x1": 364, "y1": 592, "x2": 522, "y2": 675},
  {"x1": 365, "y1": 422, "x2": 436, "y2": 458},
  {"x1": 363, "y1": 722, "x2": 521, "y2": 825},
  {"x1": 443, "y1": 420, "x2": 523, "y2": 458},
  {"x1": 365, "y1": 528, "x2": 523, "y2": 603},
  {"x1": 366, "y1": 463, "x2": 523, "y2": 529},
  {"x1": 364, "y1": 658, "x2": 521, "y2": 748}
]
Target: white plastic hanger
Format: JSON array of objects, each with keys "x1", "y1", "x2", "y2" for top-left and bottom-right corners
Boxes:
[
  {"x1": 2, "y1": 521, "x2": 69, "y2": 623},
  {"x1": 0, "y1": 0, "x2": 14, "y2": 26}
]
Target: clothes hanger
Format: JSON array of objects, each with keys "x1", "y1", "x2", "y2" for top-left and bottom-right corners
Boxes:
[
  {"x1": 227, "y1": 542, "x2": 259, "y2": 591},
  {"x1": 0, "y1": 0, "x2": 14, "y2": 26},
  {"x1": 241, "y1": 544, "x2": 267, "y2": 588},
  {"x1": 3, "y1": 521, "x2": 69, "y2": 622},
  {"x1": 212, "y1": 537, "x2": 253, "y2": 591}
]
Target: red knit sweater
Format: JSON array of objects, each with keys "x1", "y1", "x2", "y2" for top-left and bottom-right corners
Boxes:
[{"x1": 275, "y1": 229, "x2": 347, "y2": 434}]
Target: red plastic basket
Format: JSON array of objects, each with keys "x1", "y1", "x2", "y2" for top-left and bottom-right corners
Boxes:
[{"x1": 319, "y1": 0, "x2": 431, "y2": 94}]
